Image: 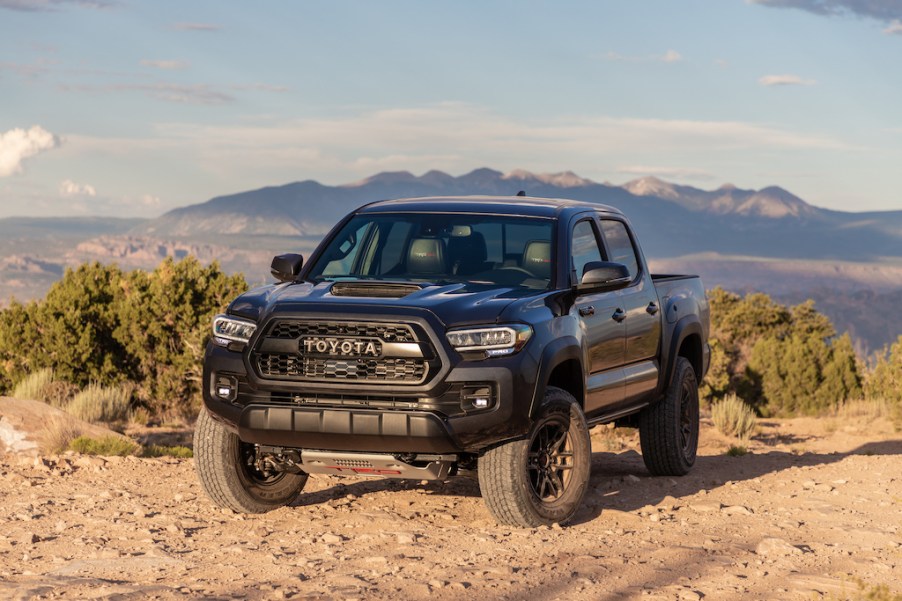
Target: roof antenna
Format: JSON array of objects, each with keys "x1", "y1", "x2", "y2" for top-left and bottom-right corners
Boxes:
[{"x1": 516, "y1": 190, "x2": 526, "y2": 197}]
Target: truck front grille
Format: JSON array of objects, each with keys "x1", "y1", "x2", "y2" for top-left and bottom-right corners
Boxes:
[{"x1": 253, "y1": 320, "x2": 432, "y2": 384}]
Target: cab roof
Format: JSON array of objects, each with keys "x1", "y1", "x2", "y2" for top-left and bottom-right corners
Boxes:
[{"x1": 357, "y1": 195, "x2": 623, "y2": 219}]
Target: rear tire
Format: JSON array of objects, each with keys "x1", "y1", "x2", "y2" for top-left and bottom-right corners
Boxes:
[
  {"x1": 478, "y1": 387, "x2": 591, "y2": 527},
  {"x1": 194, "y1": 409, "x2": 307, "y2": 513},
  {"x1": 639, "y1": 357, "x2": 699, "y2": 476}
]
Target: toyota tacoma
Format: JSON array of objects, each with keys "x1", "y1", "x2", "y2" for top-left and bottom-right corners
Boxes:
[{"x1": 195, "y1": 195, "x2": 710, "y2": 527}]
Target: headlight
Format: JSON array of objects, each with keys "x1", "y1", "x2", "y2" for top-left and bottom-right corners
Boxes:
[
  {"x1": 446, "y1": 324, "x2": 533, "y2": 357},
  {"x1": 212, "y1": 315, "x2": 257, "y2": 345}
]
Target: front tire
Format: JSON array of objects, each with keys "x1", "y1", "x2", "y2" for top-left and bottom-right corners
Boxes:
[
  {"x1": 639, "y1": 356, "x2": 699, "y2": 476},
  {"x1": 194, "y1": 409, "x2": 307, "y2": 513},
  {"x1": 478, "y1": 387, "x2": 591, "y2": 527}
]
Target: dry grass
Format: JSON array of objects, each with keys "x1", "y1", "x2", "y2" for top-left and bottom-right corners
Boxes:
[
  {"x1": 40, "y1": 414, "x2": 84, "y2": 454},
  {"x1": 838, "y1": 399, "x2": 891, "y2": 420},
  {"x1": 12, "y1": 368, "x2": 55, "y2": 402},
  {"x1": 836, "y1": 398, "x2": 902, "y2": 432},
  {"x1": 712, "y1": 394, "x2": 758, "y2": 442},
  {"x1": 591, "y1": 424, "x2": 635, "y2": 452},
  {"x1": 66, "y1": 383, "x2": 132, "y2": 424}
]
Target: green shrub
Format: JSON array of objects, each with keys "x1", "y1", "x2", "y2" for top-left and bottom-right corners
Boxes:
[
  {"x1": 829, "y1": 580, "x2": 902, "y2": 601},
  {"x1": 113, "y1": 256, "x2": 247, "y2": 420},
  {"x1": 66, "y1": 383, "x2": 132, "y2": 424},
  {"x1": 712, "y1": 394, "x2": 757, "y2": 441},
  {"x1": 68, "y1": 435, "x2": 139, "y2": 456},
  {"x1": 0, "y1": 256, "x2": 246, "y2": 422},
  {"x1": 867, "y1": 336, "x2": 902, "y2": 403},
  {"x1": 12, "y1": 368, "x2": 55, "y2": 401},
  {"x1": 726, "y1": 445, "x2": 747, "y2": 457},
  {"x1": 142, "y1": 445, "x2": 193, "y2": 458}
]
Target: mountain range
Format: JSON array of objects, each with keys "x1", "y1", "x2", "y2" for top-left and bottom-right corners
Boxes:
[
  {"x1": 2, "y1": 168, "x2": 901, "y2": 355},
  {"x1": 133, "y1": 168, "x2": 902, "y2": 262}
]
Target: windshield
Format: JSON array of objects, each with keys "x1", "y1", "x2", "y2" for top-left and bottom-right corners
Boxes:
[{"x1": 307, "y1": 213, "x2": 555, "y2": 290}]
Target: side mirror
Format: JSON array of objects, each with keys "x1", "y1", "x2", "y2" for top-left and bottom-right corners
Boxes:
[
  {"x1": 271, "y1": 253, "x2": 303, "y2": 283},
  {"x1": 578, "y1": 261, "x2": 631, "y2": 292}
]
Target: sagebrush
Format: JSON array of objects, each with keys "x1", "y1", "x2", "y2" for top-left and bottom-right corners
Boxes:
[
  {"x1": 712, "y1": 394, "x2": 757, "y2": 441},
  {"x1": 12, "y1": 368, "x2": 55, "y2": 402},
  {"x1": 66, "y1": 383, "x2": 132, "y2": 424}
]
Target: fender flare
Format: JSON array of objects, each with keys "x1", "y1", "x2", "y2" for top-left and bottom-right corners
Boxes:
[
  {"x1": 659, "y1": 315, "x2": 703, "y2": 397},
  {"x1": 528, "y1": 335, "x2": 583, "y2": 418}
]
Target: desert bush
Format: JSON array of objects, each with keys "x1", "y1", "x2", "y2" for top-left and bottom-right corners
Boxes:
[
  {"x1": 68, "y1": 435, "x2": 139, "y2": 456},
  {"x1": 42, "y1": 380, "x2": 80, "y2": 409},
  {"x1": 711, "y1": 394, "x2": 757, "y2": 441},
  {"x1": 128, "y1": 406, "x2": 152, "y2": 427},
  {"x1": 0, "y1": 256, "x2": 246, "y2": 422},
  {"x1": 829, "y1": 580, "x2": 902, "y2": 601},
  {"x1": 142, "y1": 444, "x2": 193, "y2": 458},
  {"x1": 704, "y1": 290, "x2": 864, "y2": 415},
  {"x1": 40, "y1": 414, "x2": 84, "y2": 454},
  {"x1": 725, "y1": 445, "x2": 747, "y2": 457},
  {"x1": 12, "y1": 368, "x2": 55, "y2": 402},
  {"x1": 66, "y1": 383, "x2": 133, "y2": 424},
  {"x1": 867, "y1": 335, "x2": 902, "y2": 403},
  {"x1": 114, "y1": 256, "x2": 247, "y2": 420},
  {"x1": 4, "y1": 263, "x2": 130, "y2": 388}
]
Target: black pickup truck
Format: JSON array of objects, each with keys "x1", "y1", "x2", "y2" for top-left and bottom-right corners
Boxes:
[{"x1": 195, "y1": 196, "x2": 710, "y2": 527}]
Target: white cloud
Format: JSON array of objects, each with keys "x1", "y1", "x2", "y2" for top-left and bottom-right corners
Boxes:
[
  {"x1": 231, "y1": 83, "x2": 290, "y2": 92},
  {"x1": 61, "y1": 82, "x2": 234, "y2": 105},
  {"x1": 140, "y1": 194, "x2": 161, "y2": 206},
  {"x1": 600, "y1": 49, "x2": 683, "y2": 63},
  {"x1": 140, "y1": 59, "x2": 189, "y2": 70},
  {"x1": 884, "y1": 19, "x2": 902, "y2": 33},
  {"x1": 172, "y1": 22, "x2": 220, "y2": 32},
  {"x1": 616, "y1": 165, "x2": 716, "y2": 181},
  {"x1": 59, "y1": 179, "x2": 96, "y2": 197},
  {"x1": 0, "y1": 126, "x2": 60, "y2": 177},
  {"x1": 749, "y1": 0, "x2": 902, "y2": 21},
  {"x1": 758, "y1": 74, "x2": 817, "y2": 86},
  {"x1": 0, "y1": 0, "x2": 116, "y2": 11}
]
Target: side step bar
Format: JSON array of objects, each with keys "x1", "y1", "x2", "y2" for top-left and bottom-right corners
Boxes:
[{"x1": 298, "y1": 451, "x2": 454, "y2": 481}]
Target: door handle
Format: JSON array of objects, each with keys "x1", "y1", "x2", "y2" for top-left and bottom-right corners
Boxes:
[
  {"x1": 578, "y1": 305, "x2": 595, "y2": 317},
  {"x1": 612, "y1": 308, "x2": 626, "y2": 322},
  {"x1": 646, "y1": 302, "x2": 659, "y2": 315}
]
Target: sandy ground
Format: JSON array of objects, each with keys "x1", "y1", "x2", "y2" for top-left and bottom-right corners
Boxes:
[{"x1": 0, "y1": 416, "x2": 899, "y2": 601}]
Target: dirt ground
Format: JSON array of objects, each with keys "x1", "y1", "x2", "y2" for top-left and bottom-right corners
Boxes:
[{"x1": 0, "y1": 415, "x2": 899, "y2": 601}]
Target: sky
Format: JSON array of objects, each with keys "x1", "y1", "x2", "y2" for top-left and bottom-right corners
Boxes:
[{"x1": 0, "y1": 0, "x2": 901, "y2": 219}]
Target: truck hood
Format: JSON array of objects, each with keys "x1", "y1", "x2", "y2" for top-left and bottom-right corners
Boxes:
[{"x1": 228, "y1": 280, "x2": 541, "y2": 328}]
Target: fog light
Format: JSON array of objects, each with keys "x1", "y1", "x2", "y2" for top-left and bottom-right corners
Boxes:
[
  {"x1": 460, "y1": 384, "x2": 495, "y2": 412},
  {"x1": 213, "y1": 375, "x2": 238, "y2": 402}
]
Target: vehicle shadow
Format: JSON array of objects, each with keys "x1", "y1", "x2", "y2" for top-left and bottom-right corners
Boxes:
[
  {"x1": 571, "y1": 438, "x2": 902, "y2": 525},
  {"x1": 290, "y1": 471, "x2": 483, "y2": 507},
  {"x1": 290, "y1": 438, "x2": 901, "y2": 519}
]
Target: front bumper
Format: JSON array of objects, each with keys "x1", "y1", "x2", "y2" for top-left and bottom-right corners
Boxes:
[{"x1": 202, "y1": 342, "x2": 538, "y2": 454}]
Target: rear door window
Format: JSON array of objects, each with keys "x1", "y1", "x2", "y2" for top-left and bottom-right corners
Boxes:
[{"x1": 600, "y1": 220, "x2": 639, "y2": 279}]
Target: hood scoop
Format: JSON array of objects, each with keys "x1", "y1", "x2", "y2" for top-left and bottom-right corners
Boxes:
[{"x1": 330, "y1": 281, "x2": 423, "y2": 298}]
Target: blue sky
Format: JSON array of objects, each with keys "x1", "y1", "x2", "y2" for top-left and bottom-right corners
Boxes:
[{"x1": 0, "y1": 0, "x2": 900, "y2": 218}]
